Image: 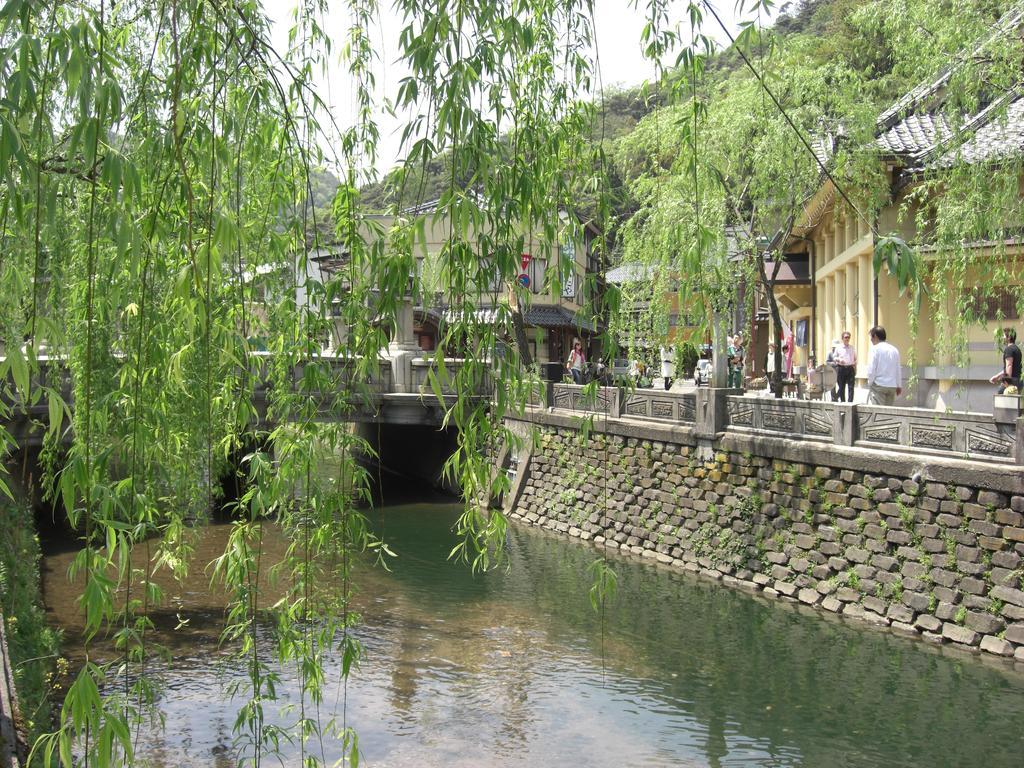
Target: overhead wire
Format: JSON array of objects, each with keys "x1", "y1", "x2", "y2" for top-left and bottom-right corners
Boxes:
[{"x1": 700, "y1": 0, "x2": 878, "y2": 238}]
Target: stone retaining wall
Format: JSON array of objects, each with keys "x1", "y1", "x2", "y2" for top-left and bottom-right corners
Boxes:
[{"x1": 507, "y1": 417, "x2": 1024, "y2": 661}]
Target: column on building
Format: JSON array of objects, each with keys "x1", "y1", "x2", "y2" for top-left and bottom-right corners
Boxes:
[
  {"x1": 834, "y1": 270, "x2": 845, "y2": 349},
  {"x1": 815, "y1": 278, "x2": 825, "y2": 360},
  {"x1": 845, "y1": 261, "x2": 857, "y2": 342},
  {"x1": 823, "y1": 275, "x2": 834, "y2": 357},
  {"x1": 858, "y1": 252, "x2": 872, "y2": 376}
]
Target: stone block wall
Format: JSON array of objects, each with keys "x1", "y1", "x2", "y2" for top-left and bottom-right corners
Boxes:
[{"x1": 509, "y1": 424, "x2": 1024, "y2": 660}]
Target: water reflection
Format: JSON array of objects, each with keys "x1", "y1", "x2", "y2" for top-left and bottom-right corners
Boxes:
[{"x1": 41, "y1": 502, "x2": 1024, "y2": 767}]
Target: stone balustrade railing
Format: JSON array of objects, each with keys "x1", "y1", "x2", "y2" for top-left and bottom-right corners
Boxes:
[
  {"x1": 410, "y1": 357, "x2": 490, "y2": 396},
  {"x1": 550, "y1": 383, "x2": 621, "y2": 415},
  {"x1": 620, "y1": 389, "x2": 697, "y2": 423},
  {"x1": 537, "y1": 384, "x2": 1024, "y2": 465},
  {"x1": 2, "y1": 353, "x2": 489, "y2": 444},
  {"x1": 726, "y1": 396, "x2": 1022, "y2": 464}
]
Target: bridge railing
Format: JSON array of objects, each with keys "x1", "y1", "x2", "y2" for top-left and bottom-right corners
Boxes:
[
  {"x1": 725, "y1": 395, "x2": 1022, "y2": 464},
  {"x1": 619, "y1": 389, "x2": 697, "y2": 424},
  {"x1": 312, "y1": 355, "x2": 394, "y2": 394},
  {"x1": 534, "y1": 381, "x2": 1022, "y2": 464},
  {"x1": 2, "y1": 353, "x2": 483, "y2": 438},
  {"x1": 550, "y1": 383, "x2": 620, "y2": 416}
]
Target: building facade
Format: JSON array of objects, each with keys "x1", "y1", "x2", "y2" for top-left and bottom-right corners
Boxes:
[
  {"x1": 309, "y1": 202, "x2": 603, "y2": 365},
  {"x1": 773, "y1": 65, "x2": 1023, "y2": 411}
]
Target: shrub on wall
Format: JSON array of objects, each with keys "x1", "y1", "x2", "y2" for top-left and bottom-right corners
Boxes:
[{"x1": 0, "y1": 500, "x2": 60, "y2": 745}]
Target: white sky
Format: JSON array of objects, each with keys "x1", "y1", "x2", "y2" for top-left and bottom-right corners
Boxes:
[{"x1": 263, "y1": 1, "x2": 775, "y2": 174}]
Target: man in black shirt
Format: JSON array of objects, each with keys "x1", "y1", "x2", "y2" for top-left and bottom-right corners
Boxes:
[{"x1": 990, "y1": 327, "x2": 1021, "y2": 393}]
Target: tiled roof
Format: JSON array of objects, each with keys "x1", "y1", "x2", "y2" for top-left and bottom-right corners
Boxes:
[
  {"x1": 606, "y1": 262, "x2": 654, "y2": 284},
  {"x1": 876, "y1": 72, "x2": 953, "y2": 133},
  {"x1": 809, "y1": 134, "x2": 836, "y2": 168},
  {"x1": 876, "y1": 2, "x2": 1024, "y2": 132},
  {"x1": 876, "y1": 113, "x2": 951, "y2": 157},
  {"x1": 929, "y1": 95, "x2": 1024, "y2": 168},
  {"x1": 523, "y1": 305, "x2": 597, "y2": 333},
  {"x1": 879, "y1": 91, "x2": 1024, "y2": 178},
  {"x1": 874, "y1": 2, "x2": 1024, "y2": 172}
]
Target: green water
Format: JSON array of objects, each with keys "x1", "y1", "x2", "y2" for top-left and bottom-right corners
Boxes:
[{"x1": 42, "y1": 501, "x2": 1024, "y2": 767}]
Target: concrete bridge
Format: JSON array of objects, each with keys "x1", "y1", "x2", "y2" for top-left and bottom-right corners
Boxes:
[{"x1": 1, "y1": 351, "x2": 489, "y2": 449}]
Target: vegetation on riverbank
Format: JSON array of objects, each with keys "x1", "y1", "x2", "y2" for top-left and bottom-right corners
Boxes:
[{"x1": 0, "y1": 499, "x2": 60, "y2": 746}]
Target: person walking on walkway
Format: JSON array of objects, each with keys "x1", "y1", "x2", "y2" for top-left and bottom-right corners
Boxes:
[
  {"x1": 989, "y1": 327, "x2": 1021, "y2": 393},
  {"x1": 566, "y1": 338, "x2": 585, "y2": 384},
  {"x1": 660, "y1": 346, "x2": 675, "y2": 391},
  {"x1": 866, "y1": 326, "x2": 901, "y2": 405},
  {"x1": 834, "y1": 330, "x2": 857, "y2": 402},
  {"x1": 728, "y1": 334, "x2": 745, "y2": 389}
]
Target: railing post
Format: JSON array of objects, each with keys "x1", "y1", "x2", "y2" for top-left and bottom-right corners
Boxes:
[
  {"x1": 696, "y1": 388, "x2": 733, "y2": 438},
  {"x1": 386, "y1": 298, "x2": 419, "y2": 393},
  {"x1": 834, "y1": 402, "x2": 856, "y2": 446},
  {"x1": 1014, "y1": 415, "x2": 1024, "y2": 465}
]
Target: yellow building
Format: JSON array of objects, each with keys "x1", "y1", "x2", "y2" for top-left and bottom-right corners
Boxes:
[
  {"x1": 309, "y1": 200, "x2": 603, "y2": 365},
  {"x1": 773, "y1": 77, "x2": 1023, "y2": 412}
]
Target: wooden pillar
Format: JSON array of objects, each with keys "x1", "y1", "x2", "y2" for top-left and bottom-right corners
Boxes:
[
  {"x1": 858, "y1": 253, "x2": 872, "y2": 372},
  {"x1": 815, "y1": 279, "x2": 825, "y2": 359},
  {"x1": 824, "y1": 276, "x2": 835, "y2": 353},
  {"x1": 845, "y1": 262, "x2": 857, "y2": 340},
  {"x1": 835, "y1": 269, "x2": 846, "y2": 344}
]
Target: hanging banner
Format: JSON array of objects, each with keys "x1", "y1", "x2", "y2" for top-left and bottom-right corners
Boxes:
[{"x1": 520, "y1": 253, "x2": 532, "y2": 273}]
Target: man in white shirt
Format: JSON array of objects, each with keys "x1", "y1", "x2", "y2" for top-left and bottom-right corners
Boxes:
[
  {"x1": 834, "y1": 330, "x2": 857, "y2": 402},
  {"x1": 866, "y1": 325, "x2": 902, "y2": 406}
]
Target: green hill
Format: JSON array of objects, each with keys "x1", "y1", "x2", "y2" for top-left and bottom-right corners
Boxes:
[{"x1": 343, "y1": 0, "x2": 1019, "y2": 230}]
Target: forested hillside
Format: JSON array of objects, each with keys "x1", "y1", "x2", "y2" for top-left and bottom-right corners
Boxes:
[
  {"x1": 325, "y1": 0, "x2": 1021, "y2": 264},
  {"x1": 352, "y1": 0, "x2": 969, "y2": 217}
]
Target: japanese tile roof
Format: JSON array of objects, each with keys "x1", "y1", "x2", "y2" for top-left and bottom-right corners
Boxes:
[
  {"x1": 876, "y1": 2, "x2": 1024, "y2": 132},
  {"x1": 878, "y1": 91, "x2": 1024, "y2": 177},
  {"x1": 606, "y1": 262, "x2": 654, "y2": 284},
  {"x1": 873, "y1": 2, "x2": 1024, "y2": 171},
  {"x1": 523, "y1": 305, "x2": 597, "y2": 333},
  {"x1": 876, "y1": 113, "x2": 951, "y2": 157},
  {"x1": 928, "y1": 95, "x2": 1024, "y2": 168},
  {"x1": 810, "y1": 134, "x2": 837, "y2": 168},
  {"x1": 786, "y1": 5, "x2": 1024, "y2": 240}
]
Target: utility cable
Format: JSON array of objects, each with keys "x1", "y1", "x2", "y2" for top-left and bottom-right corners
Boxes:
[{"x1": 701, "y1": 1, "x2": 878, "y2": 238}]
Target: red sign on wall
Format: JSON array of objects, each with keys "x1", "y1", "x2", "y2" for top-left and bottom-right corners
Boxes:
[{"x1": 521, "y1": 253, "x2": 532, "y2": 272}]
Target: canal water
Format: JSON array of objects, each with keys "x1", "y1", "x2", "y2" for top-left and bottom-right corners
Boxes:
[{"x1": 42, "y1": 500, "x2": 1024, "y2": 767}]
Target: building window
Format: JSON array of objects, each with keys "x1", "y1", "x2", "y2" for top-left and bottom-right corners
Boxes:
[{"x1": 968, "y1": 287, "x2": 1021, "y2": 321}]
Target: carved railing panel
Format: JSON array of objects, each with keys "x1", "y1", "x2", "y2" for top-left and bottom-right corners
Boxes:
[
  {"x1": 725, "y1": 396, "x2": 836, "y2": 441},
  {"x1": 856, "y1": 405, "x2": 1016, "y2": 462},
  {"x1": 551, "y1": 384, "x2": 619, "y2": 415},
  {"x1": 620, "y1": 390, "x2": 696, "y2": 423}
]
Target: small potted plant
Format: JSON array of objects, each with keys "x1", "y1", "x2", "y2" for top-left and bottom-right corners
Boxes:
[{"x1": 993, "y1": 384, "x2": 1022, "y2": 423}]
